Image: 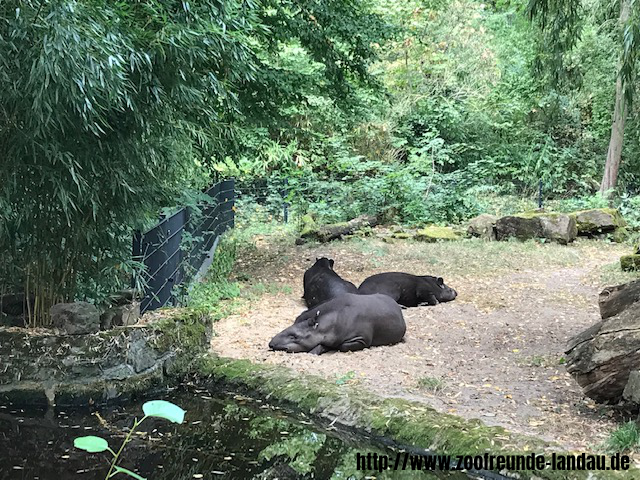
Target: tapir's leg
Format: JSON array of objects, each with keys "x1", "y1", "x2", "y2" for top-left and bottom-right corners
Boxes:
[
  {"x1": 338, "y1": 337, "x2": 368, "y2": 352},
  {"x1": 308, "y1": 344, "x2": 330, "y2": 355},
  {"x1": 419, "y1": 294, "x2": 439, "y2": 306}
]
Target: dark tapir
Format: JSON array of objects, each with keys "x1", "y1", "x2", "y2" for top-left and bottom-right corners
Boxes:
[
  {"x1": 269, "y1": 293, "x2": 406, "y2": 355},
  {"x1": 357, "y1": 272, "x2": 457, "y2": 307},
  {"x1": 302, "y1": 257, "x2": 357, "y2": 308}
]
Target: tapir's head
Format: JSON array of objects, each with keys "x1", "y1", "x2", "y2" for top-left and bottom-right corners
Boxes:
[
  {"x1": 434, "y1": 277, "x2": 457, "y2": 302},
  {"x1": 269, "y1": 310, "x2": 324, "y2": 353},
  {"x1": 420, "y1": 276, "x2": 457, "y2": 302},
  {"x1": 313, "y1": 257, "x2": 334, "y2": 270}
]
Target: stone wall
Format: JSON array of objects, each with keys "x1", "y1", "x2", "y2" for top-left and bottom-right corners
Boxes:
[{"x1": 0, "y1": 311, "x2": 212, "y2": 407}]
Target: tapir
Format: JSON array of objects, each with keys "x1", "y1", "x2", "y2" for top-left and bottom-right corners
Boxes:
[
  {"x1": 268, "y1": 293, "x2": 406, "y2": 355},
  {"x1": 357, "y1": 272, "x2": 457, "y2": 307},
  {"x1": 302, "y1": 257, "x2": 357, "y2": 308}
]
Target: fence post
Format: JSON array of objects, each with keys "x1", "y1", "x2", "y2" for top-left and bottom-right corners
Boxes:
[
  {"x1": 538, "y1": 180, "x2": 543, "y2": 209},
  {"x1": 282, "y1": 178, "x2": 289, "y2": 224}
]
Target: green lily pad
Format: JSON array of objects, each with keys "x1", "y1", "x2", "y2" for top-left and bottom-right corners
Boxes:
[
  {"x1": 73, "y1": 436, "x2": 109, "y2": 453},
  {"x1": 142, "y1": 400, "x2": 185, "y2": 424}
]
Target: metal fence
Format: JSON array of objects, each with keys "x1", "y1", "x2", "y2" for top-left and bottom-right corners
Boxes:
[{"x1": 133, "y1": 179, "x2": 235, "y2": 313}]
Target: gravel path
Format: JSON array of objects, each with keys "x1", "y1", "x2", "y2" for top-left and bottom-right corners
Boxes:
[{"x1": 210, "y1": 232, "x2": 635, "y2": 451}]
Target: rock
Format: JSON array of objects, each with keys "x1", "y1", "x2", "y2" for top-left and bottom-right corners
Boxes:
[
  {"x1": 467, "y1": 214, "x2": 498, "y2": 240},
  {"x1": 623, "y1": 370, "x2": 640, "y2": 405},
  {"x1": 495, "y1": 215, "x2": 542, "y2": 241},
  {"x1": 51, "y1": 302, "x2": 100, "y2": 335},
  {"x1": 621, "y1": 255, "x2": 640, "y2": 271},
  {"x1": 100, "y1": 302, "x2": 141, "y2": 330},
  {"x1": 575, "y1": 208, "x2": 626, "y2": 234},
  {"x1": 495, "y1": 212, "x2": 577, "y2": 244},
  {"x1": 538, "y1": 214, "x2": 578, "y2": 245},
  {"x1": 415, "y1": 226, "x2": 460, "y2": 242},
  {"x1": 565, "y1": 301, "x2": 640, "y2": 403},
  {"x1": 599, "y1": 280, "x2": 640, "y2": 319}
]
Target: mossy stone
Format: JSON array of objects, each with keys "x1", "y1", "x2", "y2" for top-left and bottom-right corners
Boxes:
[
  {"x1": 621, "y1": 255, "x2": 640, "y2": 271},
  {"x1": 415, "y1": 226, "x2": 460, "y2": 242},
  {"x1": 496, "y1": 212, "x2": 577, "y2": 244},
  {"x1": 299, "y1": 214, "x2": 318, "y2": 238},
  {"x1": 575, "y1": 208, "x2": 626, "y2": 234},
  {"x1": 391, "y1": 232, "x2": 411, "y2": 239}
]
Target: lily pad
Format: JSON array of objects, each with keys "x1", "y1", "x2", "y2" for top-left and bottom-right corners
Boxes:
[
  {"x1": 142, "y1": 400, "x2": 185, "y2": 424},
  {"x1": 73, "y1": 436, "x2": 109, "y2": 453}
]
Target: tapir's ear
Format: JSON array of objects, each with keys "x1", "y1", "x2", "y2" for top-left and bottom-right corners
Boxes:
[
  {"x1": 437, "y1": 277, "x2": 444, "y2": 285},
  {"x1": 329, "y1": 259, "x2": 335, "y2": 269}
]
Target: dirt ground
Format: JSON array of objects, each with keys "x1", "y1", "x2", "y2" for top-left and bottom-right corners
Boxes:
[{"x1": 209, "y1": 227, "x2": 638, "y2": 452}]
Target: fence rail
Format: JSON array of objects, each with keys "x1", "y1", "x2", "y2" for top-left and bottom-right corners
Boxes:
[{"x1": 133, "y1": 179, "x2": 235, "y2": 313}]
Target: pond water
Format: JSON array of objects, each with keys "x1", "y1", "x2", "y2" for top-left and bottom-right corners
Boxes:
[{"x1": 0, "y1": 386, "x2": 476, "y2": 480}]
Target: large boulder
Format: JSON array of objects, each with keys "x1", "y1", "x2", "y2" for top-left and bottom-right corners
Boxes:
[
  {"x1": 495, "y1": 215, "x2": 542, "y2": 241},
  {"x1": 599, "y1": 280, "x2": 640, "y2": 319},
  {"x1": 538, "y1": 214, "x2": 578, "y2": 244},
  {"x1": 566, "y1": 280, "x2": 640, "y2": 404},
  {"x1": 495, "y1": 212, "x2": 577, "y2": 244},
  {"x1": 575, "y1": 208, "x2": 626, "y2": 234},
  {"x1": 623, "y1": 371, "x2": 640, "y2": 405},
  {"x1": 467, "y1": 214, "x2": 498, "y2": 240},
  {"x1": 51, "y1": 302, "x2": 100, "y2": 335},
  {"x1": 565, "y1": 302, "x2": 640, "y2": 403}
]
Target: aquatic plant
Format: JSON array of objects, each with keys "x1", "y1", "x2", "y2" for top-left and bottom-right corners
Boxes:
[{"x1": 74, "y1": 400, "x2": 186, "y2": 480}]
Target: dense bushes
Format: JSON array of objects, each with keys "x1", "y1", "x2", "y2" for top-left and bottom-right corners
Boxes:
[{"x1": 229, "y1": 0, "x2": 640, "y2": 227}]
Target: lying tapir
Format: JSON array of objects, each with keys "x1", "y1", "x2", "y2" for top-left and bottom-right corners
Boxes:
[
  {"x1": 357, "y1": 272, "x2": 457, "y2": 307},
  {"x1": 302, "y1": 257, "x2": 357, "y2": 308},
  {"x1": 269, "y1": 293, "x2": 406, "y2": 355}
]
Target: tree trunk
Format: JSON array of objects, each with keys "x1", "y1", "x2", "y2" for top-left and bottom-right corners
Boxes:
[
  {"x1": 600, "y1": 0, "x2": 631, "y2": 196},
  {"x1": 297, "y1": 214, "x2": 379, "y2": 244}
]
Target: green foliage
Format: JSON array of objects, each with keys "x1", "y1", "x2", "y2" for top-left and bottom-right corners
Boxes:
[
  {"x1": 417, "y1": 376, "x2": 447, "y2": 394},
  {"x1": 0, "y1": 0, "x2": 391, "y2": 325},
  {"x1": 187, "y1": 236, "x2": 242, "y2": 316},
  {"x1": 74, "y1": 400, "x2": 185, "y2": 480},
  {"x1": 603, "y1": 421, "x2": 640, "y2": 454}
]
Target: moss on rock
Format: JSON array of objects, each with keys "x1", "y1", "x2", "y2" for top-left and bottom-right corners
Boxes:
[
  {"x1": 611, "y1": 227, "x2": 630, "y2": 243},
  {"x1": 194, "y1": 355, "x2": 633, "y2": 479},
  {"x1": 299, "y1": 214, "x2": 318, "y2": 238},
  {"x1": 575, "y1": 208, "x2": 626, "y2": 234},
  {"x1": 415, "y1": 226, "x2": 460, "y2": 242},
  {"x1": 390, "y1": 232, "x2": 412, "y2": 239},
  {"x1": 495, "y1": 212, "x2": 577, "y2": 244},
  {"x1": 621, "y1": 255, "x2": 640, "y2": 272}
]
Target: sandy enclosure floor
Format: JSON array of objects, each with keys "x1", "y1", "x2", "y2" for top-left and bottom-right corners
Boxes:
[{"x1": 209, "y1": 229, "x2": 636, "y2": 451}]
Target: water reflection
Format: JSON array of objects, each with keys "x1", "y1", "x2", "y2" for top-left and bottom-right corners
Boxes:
[{"x1": 0, "y1": 388, "x2": 470, "y2": 479}]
